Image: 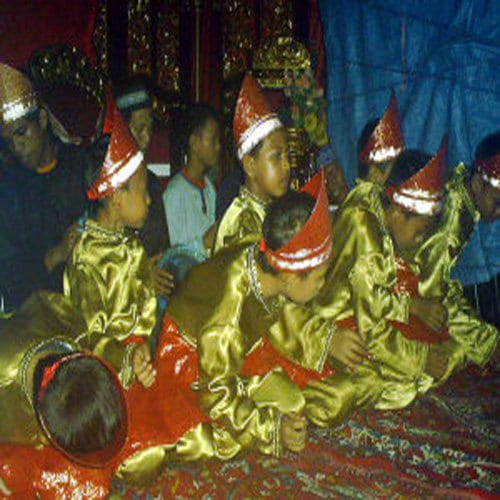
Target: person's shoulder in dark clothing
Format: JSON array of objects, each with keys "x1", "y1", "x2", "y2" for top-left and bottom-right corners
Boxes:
[
  {"x1": 138, "y1": 170, "x2": 170, "y2": 256},
  {"x1": 216, "y1": 167, "x2": 244, "y2": 220}
]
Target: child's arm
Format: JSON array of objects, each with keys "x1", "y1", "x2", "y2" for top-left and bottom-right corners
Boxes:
[
  {"x1": 340, "y1": 208, "x2": 429, "y2": 378},
  {"x1": 269, "y1": 303, "x2": 368, "y2": 372},
  {"x1": 198, "y1": 324, "x2": 306, "y2": 457},
  {"x1": 64, "y1": 260, "x2": 154, "y2": 388},
  {"x1": 215, "y1": 207, "x2": 263, "y2": 252}
]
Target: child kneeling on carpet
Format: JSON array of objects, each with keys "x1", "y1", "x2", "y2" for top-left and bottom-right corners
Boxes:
[{"x1": 115, "y1": 171, "x2": 334, "y2": 475}]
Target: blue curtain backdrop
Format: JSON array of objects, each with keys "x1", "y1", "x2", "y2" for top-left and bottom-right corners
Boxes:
[{"x1": 319, "y1": 0, "x2": 499, "y2": 285}]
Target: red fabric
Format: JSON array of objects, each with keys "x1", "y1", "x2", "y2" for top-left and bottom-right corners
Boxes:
[
  {"x1": 0, "y1": 1, "x2": 96, "y2": 67},
  {"x1": 389, "y1": 135, "x2": 448, "y2": 214},
  {"x1": 390, "y1": 258, "x2": 450, "y2": 344},
  {"x1": 242, "y1": 336, "x2": 334, "y2": 389},
  {"x1": 87, "y1": 105, "x2": 142, "y2": 200},
  {"x1": 309, "y1": 0, "x2": 326, "y2": 87},
  {"x1": 337, "y1": 257, "x2": 450, "y2": 344},
  {"x1": 0, "y1": 312, "x2": 336, "y2": 497},
  {"x1": 358, "y1": 90, "x2": 404, "y2": 164},
  {"x1": 264, "y1": 170, "x2": 332, "y2": 273}
]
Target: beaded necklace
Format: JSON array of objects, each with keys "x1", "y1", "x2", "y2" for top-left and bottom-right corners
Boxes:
[{"x1": 247, "y1": 244, "x2": 275, "y2": 315}]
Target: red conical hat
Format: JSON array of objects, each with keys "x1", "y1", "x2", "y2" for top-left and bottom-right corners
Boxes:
[
  {"x1": 35, "y1": 352, "x2": 128, "y2": 468},
  {"x1": 359, "y1": 90, "x2": 404, "y2": 164},
  {"x1": 474, "y1": 153, "x2": 500, "y2": 189},
  {"x1": 389, "y1": 135, "x2": 448, "y2": 215},
  {"x1": 234, "y1": 73, "x2": 283, "y2": 160},
  {"x1": 87, "y1": 100, "x2": 144, "y2": 200},
  {"x1": 0, "y1": 63, "x2": 39, "y2": 124},
  {"x1": 261, "y1": 170, "x2": 332, "y2": 273}
]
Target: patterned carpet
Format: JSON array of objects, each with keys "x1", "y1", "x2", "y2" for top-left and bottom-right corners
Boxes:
[{"x1": 114, "y1": 368, "x2": 500, "y2": 499}]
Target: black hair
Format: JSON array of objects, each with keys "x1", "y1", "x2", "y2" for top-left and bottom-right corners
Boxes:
[
  {"x1": 257, "y1": 191, "x2": 315, "y2": 275},
  {"x1": 357, "y1": 118, "x2": 379, "y2": 178},
  {"x1": 170, "y1": 102, "x2": 219, "y2": 172},
  {"x1": 475, "y1": 131, "x2": 500, "y2": 161},
  {"x1": 386, "y1": 149, "x2": 431, "y2": 187},
  {"x1": 113, "y1": 75, "x2": 153, "y2": 123},
  {"x1": 84, "y1": 134, "x2": 111, "y2": 217},
  {"x1": 35, "y1": 354, "x2": 124, "y2": 454}
]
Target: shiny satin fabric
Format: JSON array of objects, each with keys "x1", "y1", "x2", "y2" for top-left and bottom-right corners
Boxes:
[
  {"x1": 0, "y1": 292, "x2": 87, "y2": 448},
  {"x1": 167, "y1": 245, "x2": 306, "y2": 458},
  {"x1": 413, "y1": 164, "x2": 498, "y2": 369},
  {"x1": 214, "y1": 186, "x2": 267, "y2": 253},
  {"x1": 414, "y1": 163, "x2": 479, "y2": 298},
  {"x1": 63, "y1": 219, "x2": 157, "y2": 378},
  {"x1": 302, "y1": 179, "x2": 497, "y2": 426}
]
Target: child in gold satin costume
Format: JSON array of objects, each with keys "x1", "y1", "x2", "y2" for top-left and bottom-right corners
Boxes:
[
  {"x1": 64, "y1": 102, "x2": 157, "y2": 390},
  {"x1": 214, "y1": 73, "x2": 291, "y2": 252},
  {"x1": 300, "y1": 138, "x2": 498, "y2": 427},
  {"x1": 138, "y1": 174, "x2": 333, "y2": 468}
]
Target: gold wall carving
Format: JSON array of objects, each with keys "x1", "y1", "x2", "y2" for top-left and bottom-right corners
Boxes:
[{"x1": 128, "y1": 0, "x2": 153, "y2": 76}]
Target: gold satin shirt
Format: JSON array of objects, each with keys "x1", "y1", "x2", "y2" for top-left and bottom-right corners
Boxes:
[
  {"x1": 0, "y1": 292, "x2": 88, "y2": 447},
  {"x1": 414, "y1": 164, "x2": 498, "y2": 372},
  {"x1": 64, "y1": 220, "x2": 157, "y2": 382},
  {"x1": 167, "y1": 244, "x2": 305, "y2": 458},
  {"x1": 214, "y1": 186, "x2": 268, "y2": 253}
]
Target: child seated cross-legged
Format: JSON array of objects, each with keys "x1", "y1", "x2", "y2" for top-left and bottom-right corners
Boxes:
[
  {"x1": 64, "y1": 103, "x2": 157, "y2": 390},
  {"x1": 214, "y1": 73, "x2": 290, "y2": 252}
]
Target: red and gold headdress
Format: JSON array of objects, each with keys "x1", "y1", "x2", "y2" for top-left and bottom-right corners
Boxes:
[
  {"x1": 233, "y1": 73, "x2": 283, "y2": 160},
  {"x1": 261, "y1": 170, "x2": 332, "y2": 273},
  {"x1": 474, "y1": 153, "x2": 500, "y2": 189},
  {"x1": 87, "y1": 99, "x2": 144, "y2": 200},
  {"x1": 358, "y1": 90, "x2": 404, "y2": 164},
  {"x1": 388, "y1": 135, "x2": 448, "y2": 216},
  {"x1": 0, "y1": 63, "x2": 39, "y2": 124},
  {"x1": 35, "y1": 352, "x2": 128, "y2": 468}
]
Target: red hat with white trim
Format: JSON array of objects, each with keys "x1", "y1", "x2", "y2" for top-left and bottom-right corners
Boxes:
[
  {"x1": 261, "y1": 170, "x2": 332, "y2": 273},
  {"x1": 0, "y1": 63, "x2": 39, "y2": 124},
  {"x1": 233, "y1": 73, "x2": 283, "y2": 160},
  {"x1": 87, "y1": 99, "x2": 144, "y2": 200},
  {"x1": 359, "y1": 90, "x2": 404, "y2": 164},
  {"x1": 474, "y1": 153, "x2": 500, "y2": 189},
  {"x1": 388, "y1": 135, "x2": 448, "y2": 216}
]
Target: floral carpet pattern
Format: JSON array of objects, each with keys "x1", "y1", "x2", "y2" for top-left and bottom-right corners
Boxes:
[{"x1": 116, "y1": 369, "x2": 500, "y2": 499}]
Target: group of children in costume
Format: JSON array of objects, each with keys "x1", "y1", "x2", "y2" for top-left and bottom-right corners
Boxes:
[{"x1": 0, "y1": 62, "x2": 498, "y2": 498}]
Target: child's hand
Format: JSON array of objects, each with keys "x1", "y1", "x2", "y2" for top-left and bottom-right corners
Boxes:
[
  {"x1": 410, "y1": 297, "x2": 448, "y2": 332},
  {"x1": 329, "y1": 328, "x2": 371, "y2": 371},
  {"x1": 150, "y1": 254, "x2": 175, "y2": 297},
  {"x1": 281, "y1": 412, "x2": 307, "y2": 453},
  {"x1": 132, "y1": 343, "x2": 157, "y2": 388},
  {"x1": 425, "y1": 345, "x2": 448, "y2": 379},
  {"x1": 44, "y1": 222, "x2": 80, "y2": 272}
]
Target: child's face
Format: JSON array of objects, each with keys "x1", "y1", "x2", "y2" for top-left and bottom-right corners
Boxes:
[
  {"x1": 117, "y1": 164, "x2": 151, "y2": 229},
  {"x1": 389, "y1": 205, "x2": 438, "y2": 252},
  {"x1": 193, "y1": 117, "x2": 221, "y2": 168},
  {"x1": 324, "y1": 160, "x2": 349, "y2": 205},
  {"x1": 245, "y1": 128, "x2": 290, "y2": 201},
  {"x1": 282, "y1": 260, "x2": 330, "y2": 305}
]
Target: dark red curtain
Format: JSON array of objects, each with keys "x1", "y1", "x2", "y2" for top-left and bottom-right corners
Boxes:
[{"x1": 0, "y1": 1, "x2": 96, "y2": 67}]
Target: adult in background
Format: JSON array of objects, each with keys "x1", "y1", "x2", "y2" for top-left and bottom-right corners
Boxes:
[{"x1": 0, "y1": 62, "x2": 87, "y2": 308}]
